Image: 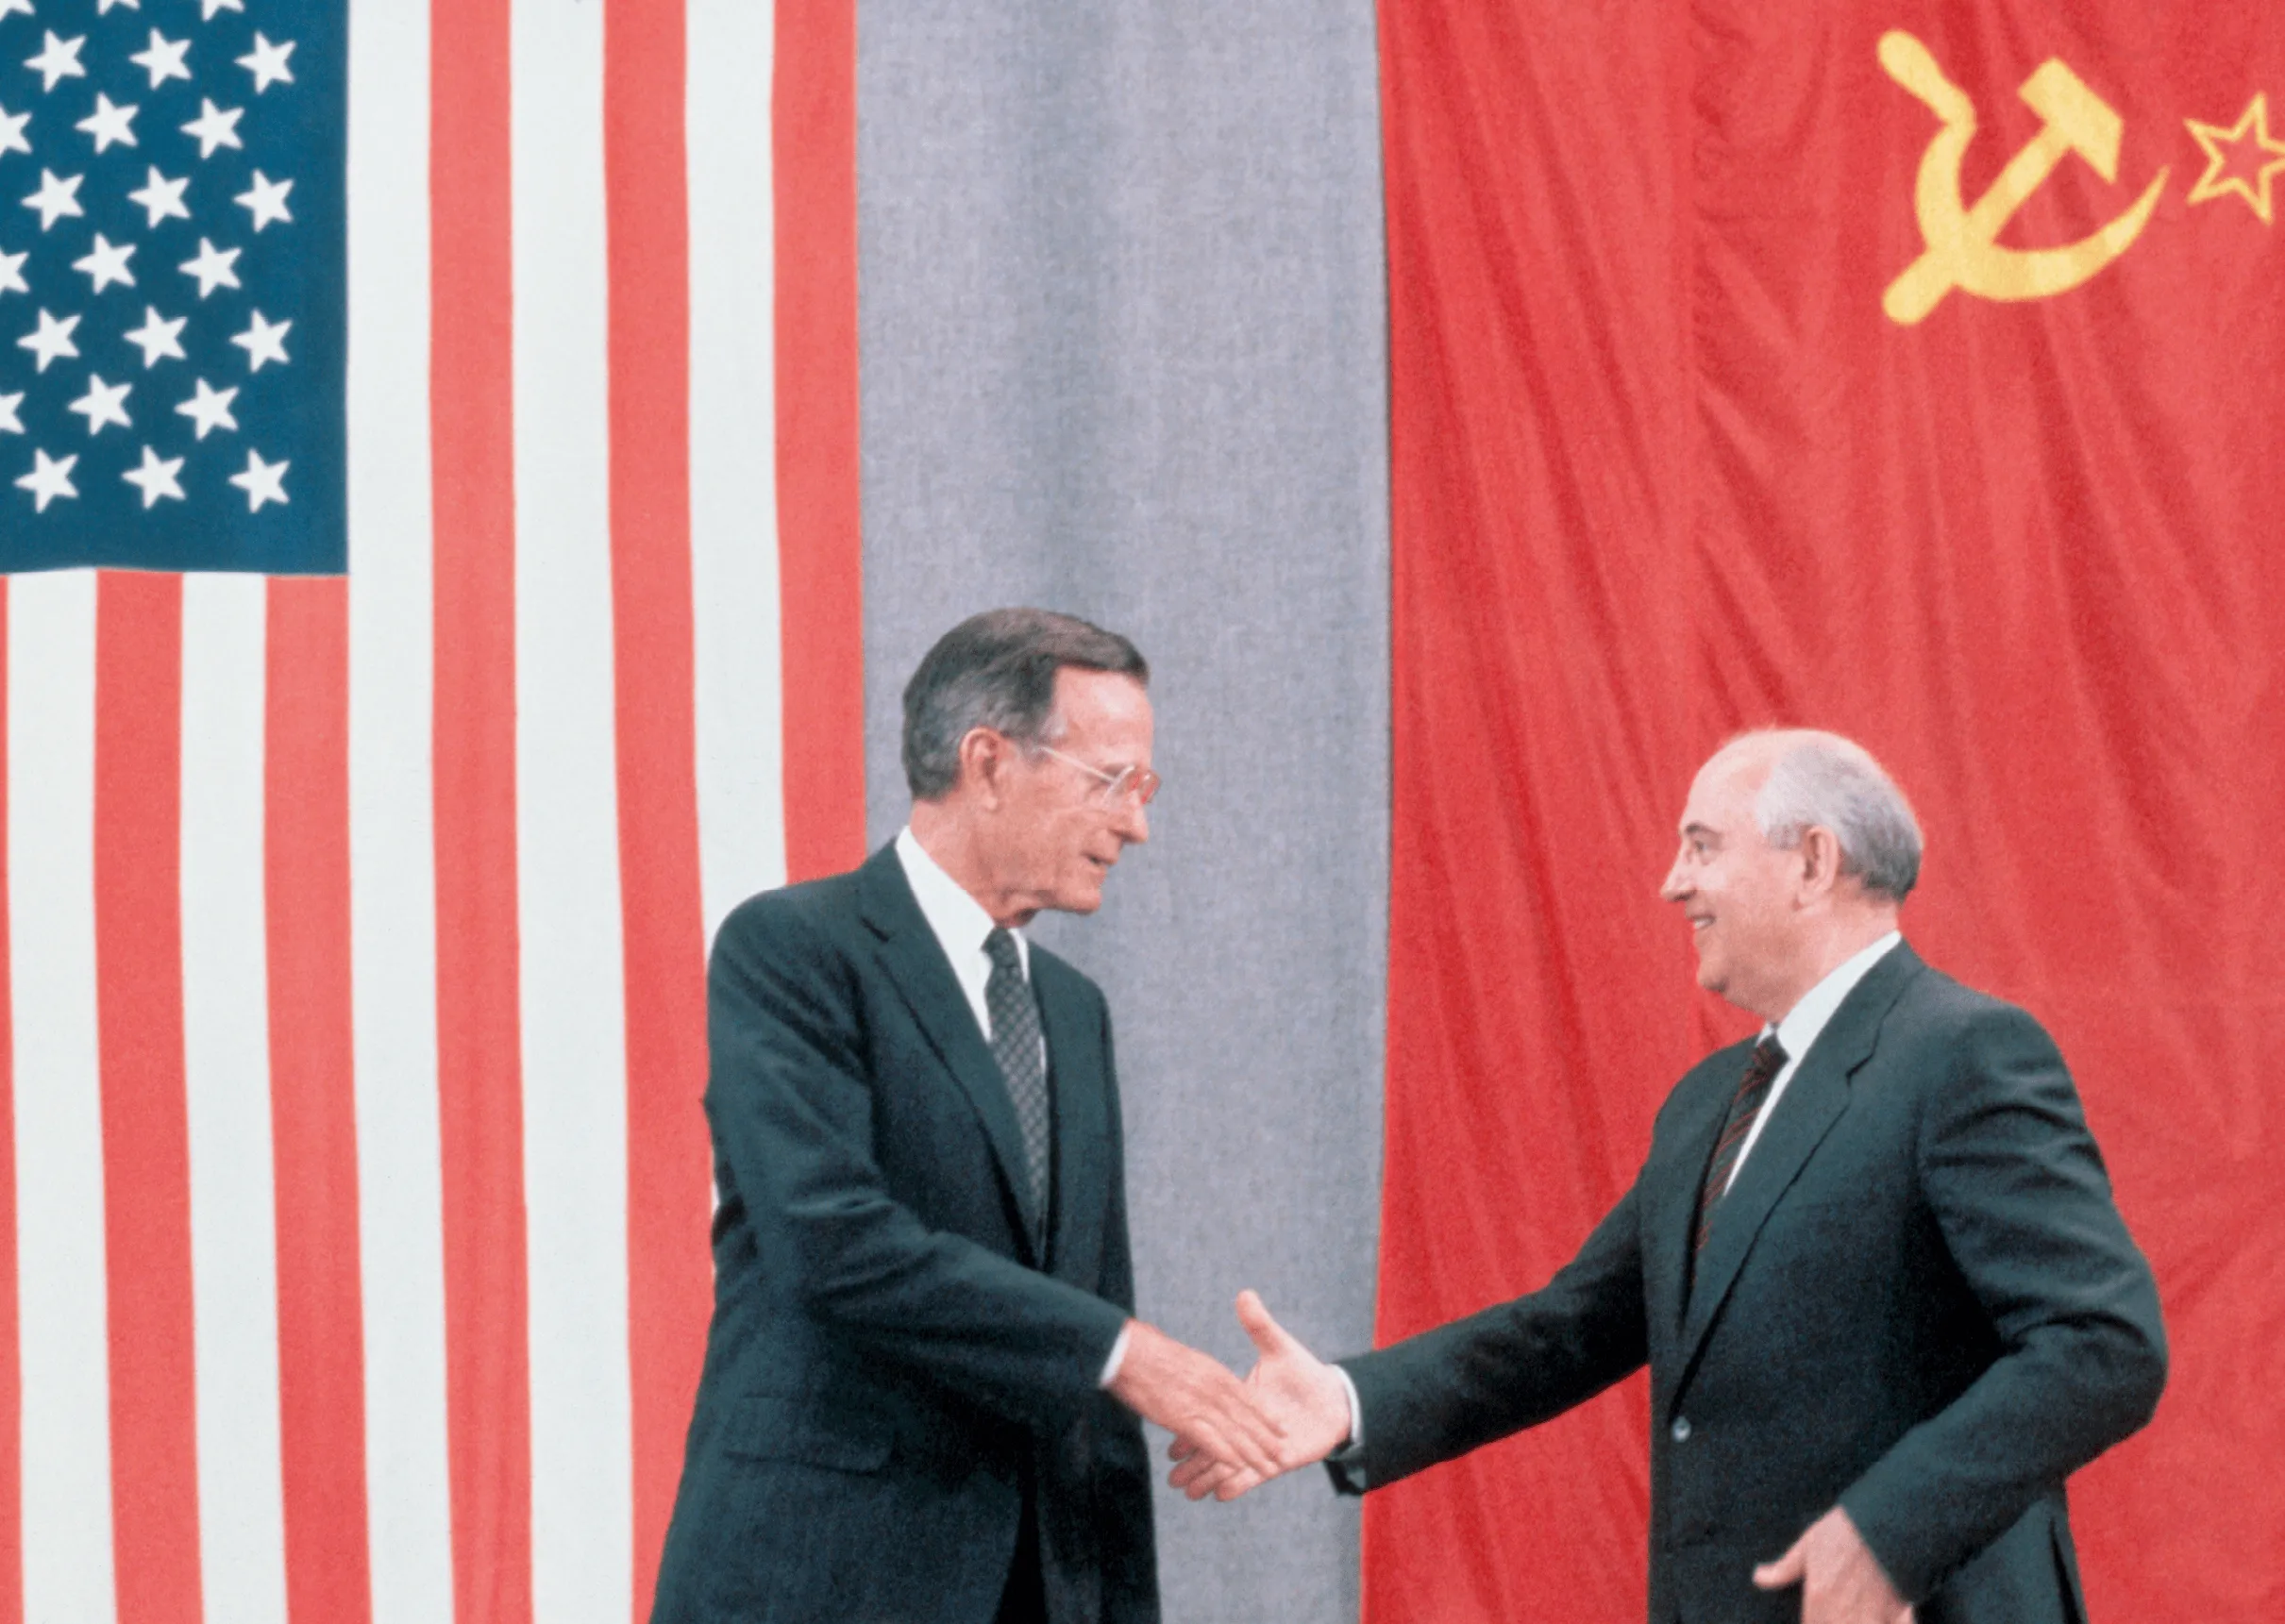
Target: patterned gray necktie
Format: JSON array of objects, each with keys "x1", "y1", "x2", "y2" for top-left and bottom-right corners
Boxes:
[{"x1": 983, "y1": 928, "x2": 1050, "y2": 1221}]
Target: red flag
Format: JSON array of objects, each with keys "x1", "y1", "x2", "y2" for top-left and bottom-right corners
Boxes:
[{"x1": 1379, "y1": 3, "x2": 2283, "y2": 1618}]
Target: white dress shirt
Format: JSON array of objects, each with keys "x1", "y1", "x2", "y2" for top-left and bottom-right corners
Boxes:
[
  {"x1": 894, "y1": 828, "x2": 1129, "y2": 1386},
  {"x1": 1724, "y1": 930, "x2": 1902, "y2": 1193},
  {"x1": 895, "y1": 826, "x2": 1031, "y2": 1034},
  {"x1": 1333, "y1": 930, "x2": 1907, "y2": 1460}
]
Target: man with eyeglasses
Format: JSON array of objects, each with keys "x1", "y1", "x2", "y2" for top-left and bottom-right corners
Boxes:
[{"x1": 650, "y1": 608, "x2": 1275, "y2": 1624}]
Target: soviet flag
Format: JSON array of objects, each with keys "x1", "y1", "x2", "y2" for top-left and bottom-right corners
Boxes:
[{"x1": 1378, "y1": 2, "x2": 2282, "y2": 1619}]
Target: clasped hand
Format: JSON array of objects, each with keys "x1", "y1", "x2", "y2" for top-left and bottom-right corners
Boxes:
[{"x1": 1165, "y1": 1290, "x2": 1352, "y2": 1501}]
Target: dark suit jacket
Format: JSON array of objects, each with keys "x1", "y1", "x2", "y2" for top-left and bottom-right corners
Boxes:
[
  {"x1": 649, "y1": 845, "x2": 1156, "y2": 1624},
  {"x1": 1335, "y1": 944, "x2": 2165, "y2": 1624}
]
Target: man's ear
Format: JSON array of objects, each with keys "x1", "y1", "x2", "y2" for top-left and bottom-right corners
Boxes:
[
  {"x1": 957, "y1": 726, "x2": 1010, "y2": 811},
  {"x1": 1795, "y1": 826, "x2": 1844, "y2": 900}
]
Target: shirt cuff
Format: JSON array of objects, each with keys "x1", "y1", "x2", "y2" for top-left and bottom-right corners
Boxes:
[
  {"x1": 1098, "y1": 1323, "x2": 1133, "y2": 1388},
  {"x1": 1331, "y1": 1364, "x2": 1364, "y2": 1456}
]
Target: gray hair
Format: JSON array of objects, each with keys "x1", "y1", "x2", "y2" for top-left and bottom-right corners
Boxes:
[
  {"x1": 901, "y1": 608, "x2": 1149, "y2": 800},
  {"x1": 1748, "y1": 731, "x2": 1923, "y2": 902}
]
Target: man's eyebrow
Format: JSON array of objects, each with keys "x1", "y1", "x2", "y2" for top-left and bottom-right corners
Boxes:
[{"x1": 1679, "y1": 821, "x2": 1721, "y2": 843}]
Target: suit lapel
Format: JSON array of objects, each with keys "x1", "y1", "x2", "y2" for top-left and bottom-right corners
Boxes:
[
  {"x1": 1643, "y1": 1043, "x2": 1754, "y2": 1349},
  {"x1": 1032, "y1": 952, "x2": 1106, "y2": 1283},
  {"x1": 857, "y1": 846, "x2": 1046, "y2": 1254},
  {"x1": 1676, "y1": 943, "x2": 1925, "y2": 1373}
]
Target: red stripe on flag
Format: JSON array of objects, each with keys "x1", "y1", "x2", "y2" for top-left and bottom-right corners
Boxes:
[
  {"x1": 93, "y1": 571, "x2": 204, "y2": 1624},
  {"x1": 263, "y1": 579, "x2": 373, "y2": 1624},
  {"x1": 602, "y1": 2, "x2": 713, "y2": 1617},
  {"x1": 0, "y1": 581, "x2": 20, "y2": 1624},
  {"x1": 430, "y1": 1, "x2": 535, "y2": 1619},
  {"x1": 775, "y1": 0, "x2": 867, "y2": 880}
]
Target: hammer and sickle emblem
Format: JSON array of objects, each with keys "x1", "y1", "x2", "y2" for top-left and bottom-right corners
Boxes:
[{"x1": 1879, "y1": 30, "x2": 2169, "y2": 325}]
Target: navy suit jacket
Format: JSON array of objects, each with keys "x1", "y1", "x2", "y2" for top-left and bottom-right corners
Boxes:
[
  {"x1": 1334, "y1": 944, "x2": 2165, "y2": 1624},
  {"x1": 650, "y1": 844, "x2": 1156, "y2": 1624}
]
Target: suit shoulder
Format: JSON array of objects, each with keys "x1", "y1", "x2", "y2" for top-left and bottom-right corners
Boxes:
[
  {"x1": 1890, "y1": 962, "x2": 2057, "y2": 1050},
  {"x1": 711, "y1": 868, "x2": 867, "y2": 964},
  {"x1": 1026, "y1": 940, "x2": 1109, "y2": 1012}
]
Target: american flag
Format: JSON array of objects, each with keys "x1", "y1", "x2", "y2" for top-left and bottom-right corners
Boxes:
[
  {"x1": 3, "y1": 0, "x2": 337, "y2": 571},
  {"x1": 0, "y1": 3, "x2": 863, "y2": 1623}
]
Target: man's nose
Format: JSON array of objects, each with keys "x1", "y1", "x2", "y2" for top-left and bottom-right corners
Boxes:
[
  {"x1": 1115, "y1": 799, "x2": 1149, "y2": 845},
  {"x1": 1657, "y1": 853, "x2": 1688, "y2": 901}
]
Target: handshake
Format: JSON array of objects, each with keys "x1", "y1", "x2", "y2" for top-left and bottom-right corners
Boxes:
[{"x1": 1106, "y1": 1290, "x2": 1353, "y2": 1501}]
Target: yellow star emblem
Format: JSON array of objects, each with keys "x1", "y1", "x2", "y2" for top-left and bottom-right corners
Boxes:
[{"x1": 2185, "y1": 92, "x2": 2285, "y2": 225}]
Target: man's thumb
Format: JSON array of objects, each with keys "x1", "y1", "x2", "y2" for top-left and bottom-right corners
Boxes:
[
  {"x1": 1235, "y1": 1290, "x2": 1287, "y2": 1357},
  {"x1": 1752, "y1": 1534, "x2": 1807, "y2": 1591}
]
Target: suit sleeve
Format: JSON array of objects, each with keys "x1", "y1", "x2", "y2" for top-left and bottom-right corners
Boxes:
[
  {"x1": 1331, "y1": 1174, "x2": 1652, "y2": 1493},
  {"x1": 1840, "y1": 1003, "x2": 2167, "y2": 1602},
  {"x1": 706, "y1": 895, "x2": 1129, "y2": 1434}
]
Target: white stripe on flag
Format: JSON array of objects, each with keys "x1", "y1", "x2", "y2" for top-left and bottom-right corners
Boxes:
[
  {"x1": 179, "y1": 575, "x2": 291, "y2": 1624},
  {"x1": 513, "y1": 3, "x2": 635, "y2": 1618},
  {"x1": 8, "y1": 571, "x2": 117, "y2": 1624},
  {"x1": 347, "y1": 1, "x2": 455, "y2": 1619},
  {"x1": 689, "y1": 0, "x2": 790, "y2": 939}
]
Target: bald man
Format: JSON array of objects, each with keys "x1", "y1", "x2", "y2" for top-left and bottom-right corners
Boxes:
[{"x1": 1182, "y1": 730, "x2": 2165, "y2": 1624}]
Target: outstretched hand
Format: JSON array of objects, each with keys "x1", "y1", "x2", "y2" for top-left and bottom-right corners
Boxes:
[
  {"x1": 1168, "y1": 1290, "x2": 1353, "y2": 1501},
  {"x1": 1106, "y1": 1319, "x2": 1285, "y2": 1480},
  {"x1": 1753, "y1": 1506, "x2": 1914, "y2": 1624}
]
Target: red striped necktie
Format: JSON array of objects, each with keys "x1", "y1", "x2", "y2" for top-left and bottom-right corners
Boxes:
[{"x1": 1693, "y1": 1033, "x2": 1789, "y2": 1256}]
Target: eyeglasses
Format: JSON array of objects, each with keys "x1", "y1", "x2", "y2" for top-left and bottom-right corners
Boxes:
[{"x1": 1034, "y1": 745, "x2": 1160, "y2": 810}]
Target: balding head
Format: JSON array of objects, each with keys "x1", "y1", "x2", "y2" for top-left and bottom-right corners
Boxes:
[
  {"x1": 1719, "y1": 729, "x2": 1922, "y2": 903},
  {"x1": 1660, "y1": 730, "x2": 1916, "y2": 1020}
]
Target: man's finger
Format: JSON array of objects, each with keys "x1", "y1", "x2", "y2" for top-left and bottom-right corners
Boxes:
[
  {"x1": 1235, "y1": 1289, "x2": 1290, "y2": 1359},
  {"x1": 1211, "y1": 1466, "x2": 1265, "y2": 1501},
  {"x1": 1752, "y1": 1532, "x2": 1808, "y2": 1590},
  {"x1": 1168, "y1": 1452, "x2": 1216, "y2": 1491}
]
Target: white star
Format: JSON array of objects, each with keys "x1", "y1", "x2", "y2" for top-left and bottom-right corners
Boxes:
[
  {"x1": 21, "y1": 166, "x2": 82, "y2": 231},
  {"x1": 16, "y1": 448, "x2": 77, "y2": 511},
  {"x1": 176, "y1": 376, "x2": 237, "y2": 439},
  {"x1": 0, "y1": 102, "x2": 29, "y2": 159},
  {"x1": 0, "y1": 1, "x2": 33, "y2": 24},
  {"x1": 75, "y1": 91, "x2": 138, "y2": 153},
  {"x1": 178, "y1": 236, "x2": 240, "y2": 298},
  {"x1": 229, "y1": 447, "x2": 286, "y2": 511},
  {"x1": 128, "y1": 30, "x2": 193, "y2": 92},
  {"x1": 237, "y1": 32, "x2": 294, "y2": 93},
  {"x1": 25, "y1": 32, "x2": 87, "y2": 95},
  {"x1": 123, "y1": 305, "x2": 185, "y2": 367},
  {"x1": 202, "y1": 0, "x2": 245, "y2": 19},
  {"x1": 67, "y1": 373, "x2": 131, "y2": 435},
  {"x1": 230, "y1": 307, "x2": 289, "y2": 371},
  {"x1": 180, "y1": 97, "x2": 243, "y2": 159},
  {"x1": 17, "y1": 306, "x2": 76, "y2": 371},
  {"x1": 97, "y1": 0, "x2": 143, "y2": 14},
  {"x1": 72, "y1": 230, "x2": 133, "y2": 293},
  {"x1": 0, "y1": 392, "x2": 21, "y2": 435},
  {"x1": 127, "y1": 165, "x2": 190, "y2": 228},
  {"x1": 234, "y1": 169, "x2": 292, "y2": 231},
  {"x1": 0, "y1": 245, "x2": 25, "y2": 296},
  {"x1": 123, "y1": 444, "x2": 186, "y2": 509}
]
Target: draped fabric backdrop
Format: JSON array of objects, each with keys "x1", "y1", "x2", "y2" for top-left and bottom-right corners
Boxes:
[
  {"x1": 1375, "y1": 2, "x2": 2283, "y2": 1620},
  {"x1": 7, "y1": 1, "x2": 2276, "y2": 1621},
  {"x1": 0, "y1": 3, "x2": 863, "y2": 1623}
]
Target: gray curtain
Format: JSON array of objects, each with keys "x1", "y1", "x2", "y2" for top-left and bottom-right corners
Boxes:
[{"x1": 858, "y1": 4, "x2": 1390, "y2": 1618}]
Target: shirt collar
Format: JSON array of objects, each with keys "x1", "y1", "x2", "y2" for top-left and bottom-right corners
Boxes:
[
  {"x1": 895, "y1": 825, "x2": 1028, "y2": 975},
  {"x1": 1771, "y1": 930, "x2": 1902, "y2": 1063}
]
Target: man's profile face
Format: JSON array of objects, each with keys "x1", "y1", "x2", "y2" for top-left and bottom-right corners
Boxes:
[
  {"x1": 1659, "y1": 742, "x2": 1806, "y2": 1020},
  {"x1": 988, "y1": 667, "x2": 1153, "y2": 921}
]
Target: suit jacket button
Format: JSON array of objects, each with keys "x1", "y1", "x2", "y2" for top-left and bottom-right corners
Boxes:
[{"x1": 1670, "y1": 1416, "x2": 1692, "y2": 1444}]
